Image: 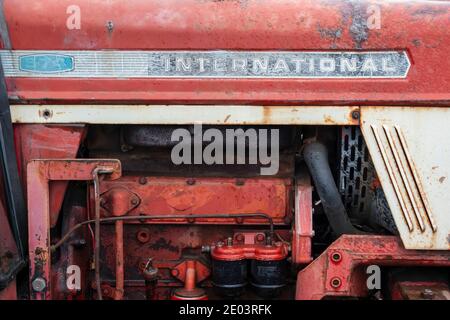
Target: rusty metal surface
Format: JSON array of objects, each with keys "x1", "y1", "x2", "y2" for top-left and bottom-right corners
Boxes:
[
  {"x1": 97, "y1": 223, "x2": 291, "y2": 299},
  {"x1": 391, "y1": 281, "x2": 450, "y2": 300},
  {"x1": 94, "y1": 176, "x2": 292, "y2": 225},
  {"x1": 0, "y1": 187, "x2": 20, "y2": 296},
  {"x1": 360, "y1": 107, "x2": 450, "y2": 250},
  {"x1": 52, "y1": 205, "x2": 91, "y2": 300},
  {"x1": 292, "y1": 169, "x2": 313, "y2": 264},
  {"x1": 27, "y1": 159, "x2": 121, "y2": 300},
  {"x1": 14, "y1": 124, "x2": 85, "y2": 227},
  {"x1": 99, "y1": 225, "x2": 242, "y2": 299},
  {"x1": 10, "y1": 105, "x2": 360, "y2": 125},
  {"x1": 171, "y1": 259, "x2": 210, "y2": 285},
  {"x1": 295, "y1": 235, "x2": 450, "y2": 300},
  {"x1": 1, "y1": 0, "x2": 449, "y2": 104}
]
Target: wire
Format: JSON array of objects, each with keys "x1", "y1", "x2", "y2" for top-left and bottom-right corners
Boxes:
[{"x1": 51, "y1": 213, "x2": 274, "y2": 252}]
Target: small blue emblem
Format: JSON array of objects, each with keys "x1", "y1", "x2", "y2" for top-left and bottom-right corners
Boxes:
[{"x1": 19, "y1": 54, "x2": 74, "y2": 73}]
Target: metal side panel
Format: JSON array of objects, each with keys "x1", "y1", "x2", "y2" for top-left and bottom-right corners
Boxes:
[{"x1": 360, "y1": 107, "x2": 450, "y2": 250}]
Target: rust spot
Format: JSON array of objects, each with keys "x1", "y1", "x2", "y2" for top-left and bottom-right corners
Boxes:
[
  {"x1": 339, "y1": 2, "x2": 369, "y2": 49},
  {"x1": 412, "y1": 39, "x2": 421, "y2": 47},
  {"x1": 412, "y1": 6, "x2": 448, "y2": 16},
  {"x1": 148, "y1": 238, "x2": 179, "y2": 253},
  {"x1": 316, "y1": 23, "x2": 342, "y2": 47},
  {"x1": 323, "y1": 115, "x2": 336, "y2": 125},
  {"x1": 262, "y1": 106, "x2": 272, "y2": 124},
  {"x1": 106, "y1": 20, "x2": 114, "y2": 34}
]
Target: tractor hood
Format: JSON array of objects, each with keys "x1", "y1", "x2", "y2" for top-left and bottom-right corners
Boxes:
[{"x1": 0, "y1": 0, "x2": 449, "y2": 104}]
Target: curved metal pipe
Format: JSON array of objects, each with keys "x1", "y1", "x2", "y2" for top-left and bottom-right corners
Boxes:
[
  {"x1": 51, "y1": 213, "x2": 274, "y2": 252},
  {"x1": 303, "y1": 141, "x2": 363, "y2": 236}
]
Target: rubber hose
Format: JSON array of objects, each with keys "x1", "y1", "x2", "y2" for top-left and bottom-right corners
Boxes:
[{"x1": 303, "y1": 141, "x2": 364, "y2": 235}]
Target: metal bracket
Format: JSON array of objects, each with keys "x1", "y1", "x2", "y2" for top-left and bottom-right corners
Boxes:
[
  {"x1": 27, "y1": 159, "x2": 121, "y2": 300},
  {"x1": 296, "y1": 235, "x2": 450, "y2": 300}
]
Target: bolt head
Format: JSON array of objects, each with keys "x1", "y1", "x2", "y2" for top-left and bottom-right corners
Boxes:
[
  {"x1": 351, "y1": 110, "x2": 360, "y2": 120},
  {"x1": 256, "y1": 234, "x2": 265, "y2": 242},
  {"x1": 32, "y1": 277, "x2": 47, "y2": 292},
  {"x1": 421, "y1": 289, "x2": 435, "y2": 300},
  {"x1": 235, "y1": 234, "x2": 245, "y2": 242}
]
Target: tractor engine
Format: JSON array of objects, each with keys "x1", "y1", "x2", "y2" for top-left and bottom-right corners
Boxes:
[{"x1": 0, "y1": 0, "x2": 449, "y2": 301}]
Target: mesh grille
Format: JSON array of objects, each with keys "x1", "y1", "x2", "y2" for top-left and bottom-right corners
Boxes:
[{"x1": 339, "y1": 126, "x2": 375, "y2": 219}]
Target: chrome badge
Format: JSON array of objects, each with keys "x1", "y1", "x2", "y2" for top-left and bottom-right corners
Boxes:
[{"x1": 1, "y1": 50, "x2": 410, "y2": 78}]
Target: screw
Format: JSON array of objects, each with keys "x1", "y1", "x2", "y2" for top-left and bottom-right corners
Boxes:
[
  {"x1": 131, "y1": 198, "x2": 139, "y2": 206},
  {"x1": 41, "y1": 109, "x2": 52, "y2": 119},
  {"x1": 106, "y1": 20, "x2": 114, "y2": 32},
  {"x1": 255, "y1": 234, "x2": 265, "y2": 242},
  {"x1": 235, "y1": 234, "x2": 244, "y2": 243},
  {"x1": 330, "y1": 277, "x2": 342, "y2": 288},
  {"x1": 421, "y1": 289, "x2": 435, "y2": 300},
  {"x1": 139, "y1": 177, "x2": 148, "y2": 185},
  {"x1": 226, "y1": 237, "x2": 233, "y2": 246},
  {"x1": 32, "y1": 277, "x2": 47, "y2": 292},
  {"x1": 235, "y1": 179, "x2": 245, "y2": 186},
  {"x1": 186, "y1": 179, "x2": 196, "y2": 185},
  {"x1": 185, "y1": 216, "x2": 195, "y2": 224},
  {"x1": 351, "y1": 110, "x2": 360, "y2": 120}
]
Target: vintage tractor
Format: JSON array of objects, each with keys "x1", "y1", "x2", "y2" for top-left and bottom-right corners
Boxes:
[{"x1": 0, "y1": 0, "x2": 449, "y2": 300}]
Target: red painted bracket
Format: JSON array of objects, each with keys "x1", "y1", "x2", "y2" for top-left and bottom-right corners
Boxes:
[
  {"x1": 27, "y1": 159, "x2": 121, "y2": 300},
  {"x1": 296, "y1": 235, "x2": 450, "y2": 300},
  {"x1": 292, "y1": 171, "x2": 313, "y2": 264}
]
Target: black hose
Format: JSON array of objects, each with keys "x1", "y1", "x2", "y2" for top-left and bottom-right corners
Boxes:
[{"x1": 303, "y1": 141, "x2": 363, "y2": 236}]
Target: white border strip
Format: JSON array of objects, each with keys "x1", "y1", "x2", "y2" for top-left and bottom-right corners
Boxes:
[{"x1": 10, "y1": 105, "x2": 359, "y2": 125}]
